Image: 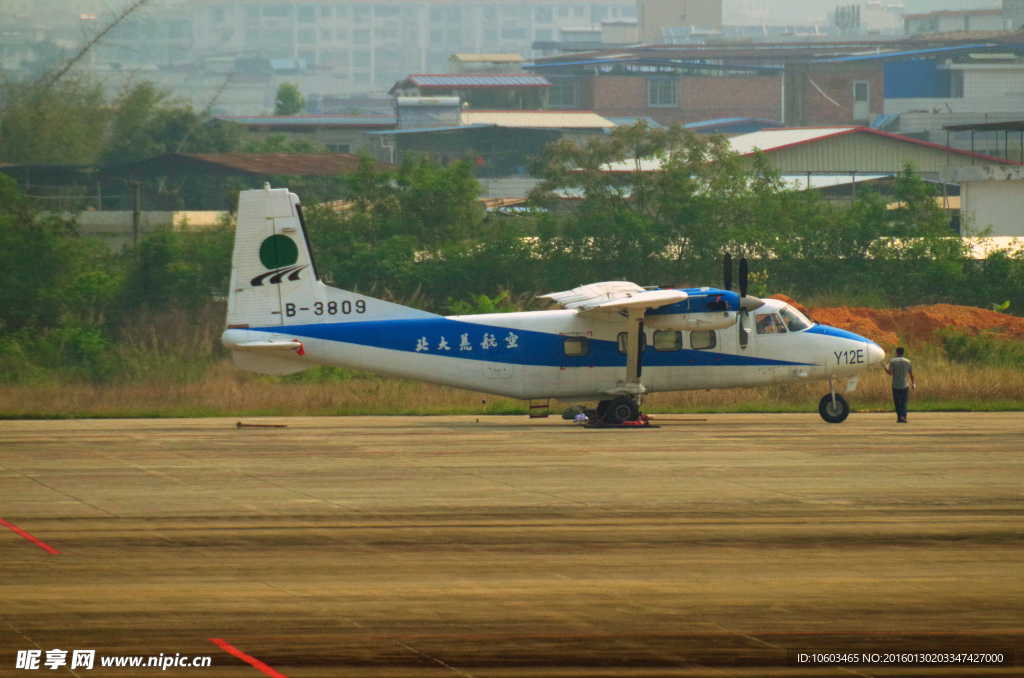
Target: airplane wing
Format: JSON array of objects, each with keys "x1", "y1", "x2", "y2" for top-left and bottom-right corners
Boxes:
[
  {"x1": 539, "y1": 282, "x2": 686, "y2": 314},
  {"x1": 542, "y1": 283, "x2": 689, "y2": 389},
  {"x1": 576, "y1": 289, "x2": 687, "y2": 315}
]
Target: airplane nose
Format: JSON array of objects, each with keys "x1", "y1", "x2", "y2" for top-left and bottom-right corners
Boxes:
[{"x1": 867, "y1": 342, "x2": 884, "y2": 366}]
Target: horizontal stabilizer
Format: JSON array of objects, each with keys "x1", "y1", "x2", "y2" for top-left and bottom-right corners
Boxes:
[{"x1": 235, "y1": 340, "x2": 303, "y2": 350}]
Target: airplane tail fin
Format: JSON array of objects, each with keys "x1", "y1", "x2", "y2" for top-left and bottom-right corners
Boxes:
[
  {"x1": 226, "y1": 183, "x2": 433, "y2": 329},
  {"x1": 226, "y1": 184, "x2": 317, "y2": 328}
]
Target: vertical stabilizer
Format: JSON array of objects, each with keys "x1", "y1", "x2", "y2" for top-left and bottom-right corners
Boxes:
[
  {"x1": 227, "y1": 184, "x2": 312, "y2": 327},
  {"x1": 226, "y1": 184, "x2": 434, "y2": 330}
]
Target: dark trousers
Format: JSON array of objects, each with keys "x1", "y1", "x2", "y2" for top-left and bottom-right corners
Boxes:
[{"x1": 892, "y1": 387, "x2": 910, "y2": 420}]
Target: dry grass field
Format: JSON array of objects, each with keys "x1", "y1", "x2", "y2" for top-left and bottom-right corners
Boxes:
[{"x1": 1, "y1": 356, "x2": 1021, "y2": 418}]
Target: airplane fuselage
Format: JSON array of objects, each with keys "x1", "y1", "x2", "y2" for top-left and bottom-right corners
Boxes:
[
  {"x1": 221, "y1": 186, "x2": 884, "y2": 421},
  {"x1": 222, "y1": 295, "x2": 882, "y2": 401}
]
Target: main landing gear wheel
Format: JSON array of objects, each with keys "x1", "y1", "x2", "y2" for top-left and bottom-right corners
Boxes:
[
  {"x1": 818, "y1": 393, "x2": 850, "y2": 424},
  {"x1": 606, "y1": 396, "x2": 641, "y2": 424}
]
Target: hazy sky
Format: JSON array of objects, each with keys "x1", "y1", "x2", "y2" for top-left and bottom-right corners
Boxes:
[
  {"x1": 2, "y1": 0, "x2": 1008, "y2": 39},
  {"x1": 723, "y1": 0, "x2": 1002, "y2": 26}
]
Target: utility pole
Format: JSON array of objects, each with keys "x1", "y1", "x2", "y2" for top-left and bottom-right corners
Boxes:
[{"x1": 130, "y1": 181, "x2": 142, "y2": 245}]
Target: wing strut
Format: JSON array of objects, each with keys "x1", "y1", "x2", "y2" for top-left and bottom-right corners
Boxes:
[{"x1": 625, "y1": 308, "x2": 644, "y2": 384}]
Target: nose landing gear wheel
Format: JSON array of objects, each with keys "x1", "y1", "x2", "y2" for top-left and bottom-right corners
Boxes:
[{"x1": 818, "y1": 393, "x2": 850, "y2": 423}]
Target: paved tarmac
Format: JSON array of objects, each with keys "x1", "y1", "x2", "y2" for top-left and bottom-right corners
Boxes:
[{"x1": 0, "y1": 413, "x2": 1022, "y2": 677}]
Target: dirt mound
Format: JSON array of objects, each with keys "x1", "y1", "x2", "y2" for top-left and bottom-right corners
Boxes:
[{"x1": 769, "y1": 295, "x2": 1024, "y2": 347}]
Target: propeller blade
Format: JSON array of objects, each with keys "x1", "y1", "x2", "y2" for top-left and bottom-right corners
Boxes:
[
  {"x1": 723, "y1": 253, "x2": 732, "y2": 292},
  {"x1": 739, "y1": 257, "x2": 748, "y2": 298}
]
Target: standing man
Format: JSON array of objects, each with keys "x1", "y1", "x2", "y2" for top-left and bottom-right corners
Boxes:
[{"x1": 884, "y1": 347, "x2": 915, "y2": 423}]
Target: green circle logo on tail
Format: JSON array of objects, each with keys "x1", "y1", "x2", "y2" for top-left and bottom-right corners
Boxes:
[{"x1": 259, "y1": 235, "x2": 299, "y2": 270}]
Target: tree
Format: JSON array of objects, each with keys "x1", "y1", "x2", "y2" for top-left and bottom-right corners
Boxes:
[
  {"x1": 243, "y1": 133, "x2": 322, "y2": 153},
  {"x1": 0, "y1": 79, "x2": 240, "y2": 166},
  {"x1": 0, "y1": 76, "x2": 109, "y2": 164},
  {"x1": 103, "y1": 81, "x2": 241, "y2": 165},
  {"x1": 0, "y1": 175, "x2": 118, "y2": 332},
  {"x1": 118, "y1": 217, "x2": 235, "y2": 312},
  {"x1": 274, "y1": 83, "x2": 305, "y2": 116},
  {"x1": 528, "y1": 121, "x2": 749, "y2": 286},
  {"x1": 303, "y1": 154, "x2": 482, "y2": 294}
]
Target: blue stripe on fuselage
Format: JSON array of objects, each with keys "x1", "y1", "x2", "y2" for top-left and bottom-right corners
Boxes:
[
  {"x1": 805, "y1": 324, "x2": 878, "y2": 345},
  {"x1": 251, "y1": 318, "x2": 813, "y2": 368}
]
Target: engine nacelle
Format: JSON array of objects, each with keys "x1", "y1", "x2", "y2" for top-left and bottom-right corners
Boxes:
[{"x1": 646, "y1": 311, "x2": 737, "y2": 332}]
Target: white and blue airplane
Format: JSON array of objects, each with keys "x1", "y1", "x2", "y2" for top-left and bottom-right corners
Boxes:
[{"x1": 221, "y1": 185, "x2": 884, "y2": 424}]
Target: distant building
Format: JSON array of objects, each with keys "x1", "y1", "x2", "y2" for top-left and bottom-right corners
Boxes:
[
  {"x1": 529, "y1": 53, "x2": 785, "y2": 125},
  {"x1": 367, "y1": 110, "x2": 614, "y2": 179},
  {"x1": 389, "y1": 74, "x2": 552, "y2": 110},
  {"x1": 597, "y1": 126, "x2": 1019, "y2": 178},
  {"x1": 190, "y1": 0, "x2": 636, "y2": 93},
  {"x1": 448, "y1": 53, "x2": 525, "y2": 74},
  {"x1": 662, "y1": 24, "x2": 838, "y2": 44},
  {"x1": 940, "y1": 164, "x2": 1024, "y2": 236},
  {"x1": 684, "y1": 118, "x2": 785, "y2": 135},
  {"x1": 394, "y1": 96, "x2": 463, "y2": 130},
  {"x1": 904, "y1": 9, "x2": 1011, "y2": 36},
  {"x1": 883, "y1": 50, "x2": 1024, "y2": 157},
  {"x1": 532, "y1": 41, "x2": 1024, "y2": 127},
  {"x1": 215, "y1": 115, "x2": 398, "y2": 154},
  {"x1": 723, "y1": 127, "x2": 1016, "y2": 175},
  {"x1": 112, "y1": 153, "x2": 395, "y2": 210},
  {"x1": 1007, "y1": 0, "x2": 1024, "y2": 31},
  {"x1": 637, "y1": 0, "x2": 721, "y2": 44}
]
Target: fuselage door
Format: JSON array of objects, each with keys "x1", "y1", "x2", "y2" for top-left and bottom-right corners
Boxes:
[{"x1": 559, "y1": 332, "x2": 592, "y2": 392}]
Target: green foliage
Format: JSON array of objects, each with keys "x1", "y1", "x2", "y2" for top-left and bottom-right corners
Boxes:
[
  {"x1": 274, "y1": 83, "x2": 305, "y2": 116},
  {"x1": 118, "y1": 218, "x2": 235, "y2": 312},
  {"x1": 938, "y1": 329, "x2": 1024, "y2": 367},
  {"x1": 3, "y1": 124, "x2": 1024, "y2": 390},
  {"x1": 529, "y1": 122, "x2": 741, "y2": 285},
  {"x1": 746, "y1": 270, "x2": 769, "y2": 298},
  {"x1": 0, "y1": 175, "x2": 119, "y2": 331},
  {"x1": 0, "y1": 76, "x2": 109, "y2": 163},
  {"x1": 243, "y1": 133, "x2": 323, "y2": 153},
  {"x1": 103, "y1": 82, "x2": 241, "y2": 164},
  {"x1": 0, "y1": 78, "x2": 241, "y2": 165},
  {"x1": 0, "y1": 178, "x2": 232, "y2": 384},
  {"x1": 304, "y1": 154, "x2": 483, "y2": 295},
  {"x1": 446, "y1": 290, "x2": 517, "y2": 315}
]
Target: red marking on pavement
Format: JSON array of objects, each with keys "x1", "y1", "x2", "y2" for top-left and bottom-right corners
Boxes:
[
  {"x1": 0, "y1": 518, "x2": 61, "y2": 554},
  {"x1": 209, "y1": 639, "x2": 289, "y2": 678}
]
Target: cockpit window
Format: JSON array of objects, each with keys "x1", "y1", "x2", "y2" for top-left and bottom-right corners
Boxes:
[
  {"x1": 778, "y1": 305, "x2": 812, "y2": 332},
  {"x1": 755, "y1": 313, "x2": 787, "y2": 335}
]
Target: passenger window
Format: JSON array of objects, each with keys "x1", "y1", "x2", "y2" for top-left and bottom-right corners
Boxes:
[
  {"x1": 755, "y1": 313, "x2": 787, "y2": 335},
  {"x1": 616, "y1": 331, "x2": 647, "y2": 354},
  {"x1": 563, "y1": 336, "x2": 589, "y2": 357},
  {"x1": 690, "y1": 330, "x2": 716, "y2": 350},
  {"x1": 653, "y1": 330, "x2": 682, "y2": 351}
]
